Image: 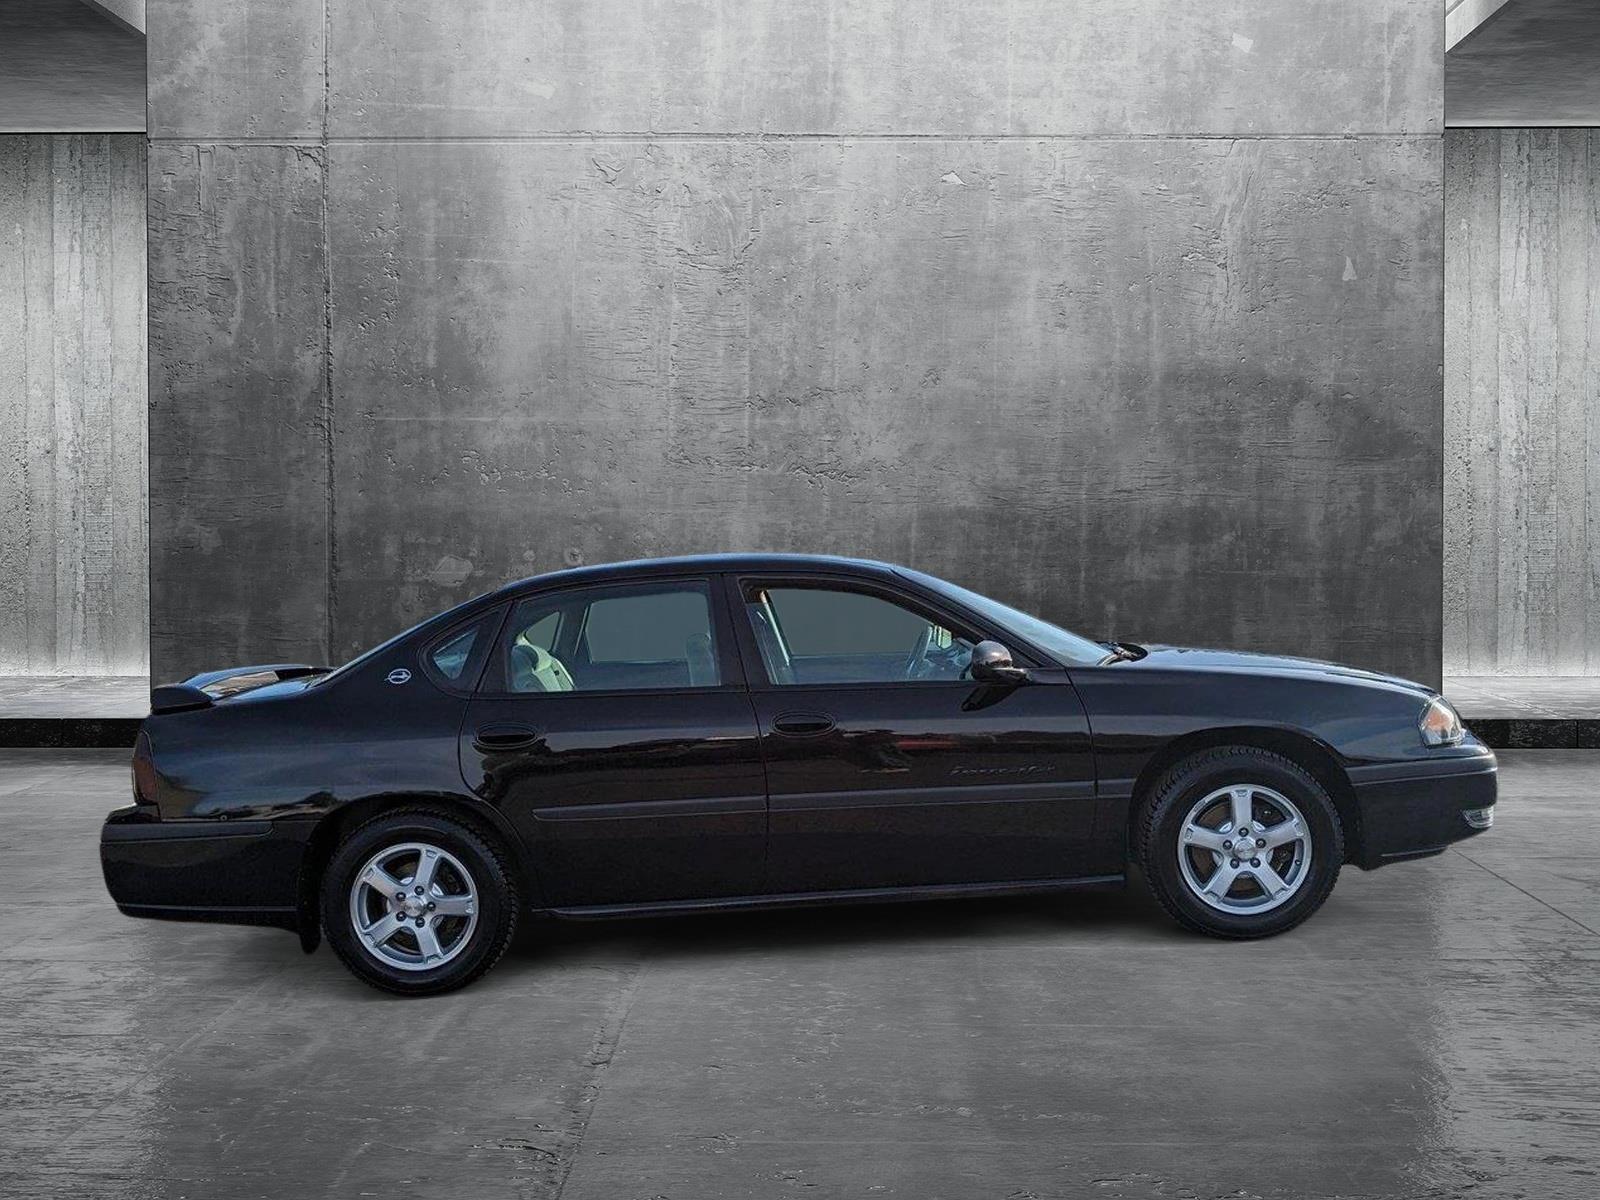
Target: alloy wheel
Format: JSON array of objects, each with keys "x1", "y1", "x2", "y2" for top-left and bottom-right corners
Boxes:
[
  {"x1": 347, "y1": 841, "x2": 479, "y2": 971},
  {"x1": 1176, "y1": 783, "x2": 1313, "y2": 915}
]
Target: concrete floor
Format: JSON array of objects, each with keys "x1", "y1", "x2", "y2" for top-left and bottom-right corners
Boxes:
[
  {"x1": 1, "y1": 751, "x2": 1596, "y2": 1198},
  {"x1": 0, "y1": 677, "x2": 149, "y2": 718},
  {"x1": 1445, "y1": 676, "x2": 1600, "y2": 721}
]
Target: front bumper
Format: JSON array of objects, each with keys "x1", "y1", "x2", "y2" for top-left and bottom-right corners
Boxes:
[
  {"x1": 100, "y1": 806, "x2": 308, "y2": 930},
  {"x1": 1346, "y1": 751, "x2": 1498, "y2": 869}
]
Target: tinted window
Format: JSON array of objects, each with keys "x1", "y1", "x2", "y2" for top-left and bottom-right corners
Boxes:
[
  {"x1": 519, "y1": 609, "x2": 560, "y2": 652},
  {"x1": 896, "y1": 568, "x2": 1109, "y2": 666},
  {"x1": 583, "y1": 591, "x2": 711, "y2": 664},
  {"x1": 749, "y1": 587, "x2": 973, "y2": 686},
  {"x1": 429, "y1": 626, "x2": 479, "y2": 680},
  {"x1": 422, "y1": 608, "x2": 502, "y2": 687},
  {"x1": 502, "y1": 582, "x2": 720, "y2": 693}
]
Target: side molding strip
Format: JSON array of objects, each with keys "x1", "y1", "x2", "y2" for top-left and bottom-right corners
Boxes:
[{"x1": 544, "y1": 873, "x2": 1125, "y2": 920}]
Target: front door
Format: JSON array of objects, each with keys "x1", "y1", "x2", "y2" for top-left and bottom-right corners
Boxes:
[
  {"x1": 730, "y1": 575, "x2": 1099, "y2": 894},
  {"x1": 459, "y1": 577, "x2": 767, "y2": 907}
]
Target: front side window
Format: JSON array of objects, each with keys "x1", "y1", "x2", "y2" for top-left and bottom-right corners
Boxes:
[
  {"x1": 896, "y1": 567, "x2": 1110, "y2": 666},
  {"x1": 500, "y1": 582, "x2": 721, "y2": 693},
  {"x1": 746, "y1": 586, "x2": 974, "y2": 686}
]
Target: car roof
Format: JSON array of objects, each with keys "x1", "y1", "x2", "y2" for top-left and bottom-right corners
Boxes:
[{"x1": 494, "y1": 553, "x2": 904, "y2": 595}]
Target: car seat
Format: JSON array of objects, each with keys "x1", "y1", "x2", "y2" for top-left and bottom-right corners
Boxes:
[{"x1": 510, "y1": 642, "x2": 576, "y2": 692}]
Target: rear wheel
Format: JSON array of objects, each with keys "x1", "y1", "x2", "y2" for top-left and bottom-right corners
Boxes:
[
  {"x1": 1135, "y1": 747, "x2": 1344, "y2": 939},
  {"x1": 321, "y1": 809, "x2": 517, "y2": 996}
]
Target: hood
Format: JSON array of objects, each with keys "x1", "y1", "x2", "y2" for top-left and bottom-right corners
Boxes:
[{"x1": 1115, "y1": 644, "x2": 1435, "y2": 697}]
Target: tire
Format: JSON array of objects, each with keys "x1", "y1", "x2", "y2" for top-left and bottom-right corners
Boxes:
[
  {"x1": 321, "y1": 808, "x2": 518, "y2": 996},
  {"x1": 1134, "y1": 746, "x2": 1344, "y2": 939}
]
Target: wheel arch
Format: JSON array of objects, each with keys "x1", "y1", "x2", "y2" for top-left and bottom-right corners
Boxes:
[
  {"x1": 1128, "y1": 726, "x2": 1363, "y2": 864},
  {"x1": 294, "y1": 792, "x2": 537, "y2": 952}
]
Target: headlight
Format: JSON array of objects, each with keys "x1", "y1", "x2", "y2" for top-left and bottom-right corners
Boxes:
[{"x1": 1419, "y1": 697, "x2": 1463, "y2": 747}]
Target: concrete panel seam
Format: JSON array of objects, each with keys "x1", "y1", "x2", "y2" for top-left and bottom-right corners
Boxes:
[{"x1": 322, "y1": 0, "x2": 335, "y2": 658}]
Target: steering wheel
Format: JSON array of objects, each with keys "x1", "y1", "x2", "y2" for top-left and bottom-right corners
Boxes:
[{"x1": 902, "y1": 625, "x2": 934, "y2": 680}]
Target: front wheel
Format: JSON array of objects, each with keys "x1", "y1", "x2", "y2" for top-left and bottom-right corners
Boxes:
[
  {"x1": 321, "y1": 809, "x2": 518, "y2": 996},
  {"x1": 1135, "y1": 747, "x2": 1344, "y2": 939}
]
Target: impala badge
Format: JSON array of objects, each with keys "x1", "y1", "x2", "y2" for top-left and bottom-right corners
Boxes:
[{"x1": 385, "y1": 668, "x2": 412, "y2": 685}]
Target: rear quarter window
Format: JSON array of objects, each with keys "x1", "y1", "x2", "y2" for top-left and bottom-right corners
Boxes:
[{"x1": 422, "y1": 607, "x2": 504, "y2": 688}]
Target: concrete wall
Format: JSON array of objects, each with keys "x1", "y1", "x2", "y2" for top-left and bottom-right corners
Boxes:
[
  {"x1": 1445, "y1": 129, "x2": 1600, "y2": 676},
  {"x1": 148, "y1": 1, "x2": 1445, "y2": 684},
  {"x1": 0, "y1": 135, "x2": 148, "y2": 676}
]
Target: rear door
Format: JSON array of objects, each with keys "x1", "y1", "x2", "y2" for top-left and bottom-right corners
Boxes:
[
  {"x1": 458, "y1": 576, "x2": 767, "y2": 907},
  {"x1": 729, "y1": 574, "x2": 1100, "y2": 894}
]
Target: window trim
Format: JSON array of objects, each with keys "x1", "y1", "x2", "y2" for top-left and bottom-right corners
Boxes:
[
  {"x1": 729, "y1": 573, "x2": 1036, "y2": 692},
  {"x1": 474, "y1": 575, "x2": 742, "y2": 699}
]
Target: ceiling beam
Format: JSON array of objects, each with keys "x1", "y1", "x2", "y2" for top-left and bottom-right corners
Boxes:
[{"x1": 1447, "y1": 0, "x2": 1516, "y2": 52}]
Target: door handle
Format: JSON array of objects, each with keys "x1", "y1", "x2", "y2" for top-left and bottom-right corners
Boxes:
[
  {"x1": 473, "y1": 722, "x2": 542, "y2": 752},
  {"x1": 772, "y1": 712, "x2": 836, "y2": 737}
]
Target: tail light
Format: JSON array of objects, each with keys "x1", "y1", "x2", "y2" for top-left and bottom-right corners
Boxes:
[{"x1": 131, "y1": 731, "x2": 158, "y2": 806}]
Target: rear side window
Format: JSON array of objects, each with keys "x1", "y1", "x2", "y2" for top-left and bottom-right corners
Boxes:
[
  {"x1": 518, "y1": 609, "x2": 560, "y2": 652},
  {"x1": 582, "y1": 590, "x2": 712, "y2": 665},
  {"x1": 499, "y1": 581, "x2": 721, "y2": 693}
]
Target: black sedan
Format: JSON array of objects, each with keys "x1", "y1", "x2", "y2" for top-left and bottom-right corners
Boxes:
[{"x1": 102, "y1": 554, "x2": 1497, "y2": 995}]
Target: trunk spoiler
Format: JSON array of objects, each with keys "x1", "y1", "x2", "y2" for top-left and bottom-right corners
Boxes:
[{"x1": 149, "y1": 664, "x2": 331, "y2": 714}]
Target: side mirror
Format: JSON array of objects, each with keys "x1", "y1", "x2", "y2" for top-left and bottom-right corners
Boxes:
[{"x1": 969, "y1": 640, "x2": 1030, "y2": 685}]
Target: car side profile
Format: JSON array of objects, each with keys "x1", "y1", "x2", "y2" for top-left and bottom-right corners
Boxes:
[{"x1": 101, "y1": 554, "x2": 1497, "y2": 995}]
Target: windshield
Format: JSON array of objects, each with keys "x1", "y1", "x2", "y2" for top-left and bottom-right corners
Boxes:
[{"x1": 897, "y1": 569, "x2": 1110, "y2": 666}]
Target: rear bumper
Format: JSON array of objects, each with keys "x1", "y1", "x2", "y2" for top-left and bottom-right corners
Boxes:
[
  {"x1": 1347, "y1": 751, "x2": 1498, "y2": 869},
  {"x1": 100, "y1": 806, "x2": 308, "y2": 931}
]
